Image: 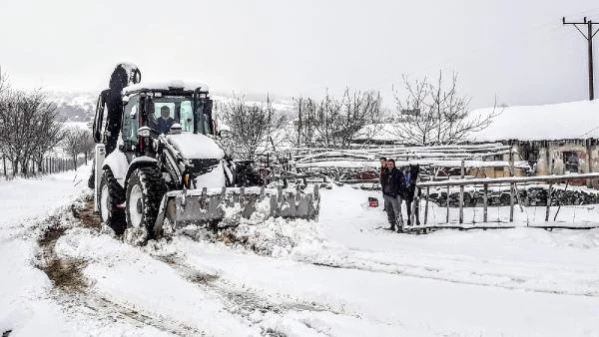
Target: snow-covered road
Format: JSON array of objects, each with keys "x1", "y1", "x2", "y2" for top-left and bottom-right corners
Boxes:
[{"x1": 1, "y1": 168, "x2": 599, "y2": 336}]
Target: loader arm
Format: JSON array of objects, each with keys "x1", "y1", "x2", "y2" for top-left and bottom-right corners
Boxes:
[{"x1": 92, "y1": 90, "x2": 109, "y2": 143}]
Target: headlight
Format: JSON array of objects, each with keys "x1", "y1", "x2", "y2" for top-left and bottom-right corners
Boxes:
[{"x1": 138, "y1": 126, "x2": 150, "y2": 137}]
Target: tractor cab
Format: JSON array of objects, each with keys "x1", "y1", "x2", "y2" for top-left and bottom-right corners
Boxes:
[{"x1": 120, "y1": 82, "x2": 214, "y2": 155}]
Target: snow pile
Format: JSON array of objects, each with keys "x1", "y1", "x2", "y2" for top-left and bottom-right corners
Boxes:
[
  {"x1": 179, "y1": 216, "x2": 328, "y2": 258},
  {"x1": 228, "y1": 218, "x2": 328, "y2": 257}
]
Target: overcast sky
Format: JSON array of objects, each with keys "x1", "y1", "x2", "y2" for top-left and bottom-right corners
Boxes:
[{"x1": 1, "y1": 0, "x2": 599, "y2": 108}]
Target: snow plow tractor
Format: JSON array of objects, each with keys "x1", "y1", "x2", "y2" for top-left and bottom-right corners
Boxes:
[{"x1": 90, "y1": 63, "x2": 319, "y2": 242}]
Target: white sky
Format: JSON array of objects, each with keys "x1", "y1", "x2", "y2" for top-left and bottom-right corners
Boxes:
[{"x1": 1, "y1": 0, "x2": 599, "y2": 108}]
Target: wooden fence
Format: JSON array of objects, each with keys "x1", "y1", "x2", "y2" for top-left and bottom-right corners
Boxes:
[
  {"x1": 1, "y1": 155, "x2": 87, "y2": 178},
  {"x1": 415, "y1": 172, "x2": 599, "y2": 229}
]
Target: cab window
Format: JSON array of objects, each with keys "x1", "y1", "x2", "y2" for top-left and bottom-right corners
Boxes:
[
  {"x1": 122, "y1": 96, "x2": 139, "y2": 146},
  {"x1": 148, "y1": 97, "x2": 194, "y2": 134}
]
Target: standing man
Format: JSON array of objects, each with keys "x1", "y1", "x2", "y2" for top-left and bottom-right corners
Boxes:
[
  {"x1": 383, "y1": 159, "x2": 405, "y2": 232},
  {"x1": 380, "y1": 157, "x2": 388, "y2": 212}
]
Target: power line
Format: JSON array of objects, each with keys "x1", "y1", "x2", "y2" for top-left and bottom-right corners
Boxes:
[{"x1": 563, "y1": 16, "x2": 599, "y2": 100}]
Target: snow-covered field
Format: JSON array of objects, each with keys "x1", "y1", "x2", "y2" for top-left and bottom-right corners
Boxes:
[{"x1": 2, "y1": 167, "x2": 599, "y2": 336}]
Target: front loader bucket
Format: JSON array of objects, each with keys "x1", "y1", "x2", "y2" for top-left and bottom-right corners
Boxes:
[{"x1": 154, "y1": 185, "x2": 320, "y2": 232}]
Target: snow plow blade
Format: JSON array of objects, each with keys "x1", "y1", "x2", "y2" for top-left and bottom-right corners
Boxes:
[{"x1": 154, "y1": 185, "x2": 320, "y2": 231}]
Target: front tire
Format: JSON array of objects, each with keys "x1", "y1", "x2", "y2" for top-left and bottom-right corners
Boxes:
[
  {"x1": 98, "y1": 169, "x2": 126, "y2": 235},
  {"x1": 125, "y1": 166, "x2": 167, "y2": 241}
]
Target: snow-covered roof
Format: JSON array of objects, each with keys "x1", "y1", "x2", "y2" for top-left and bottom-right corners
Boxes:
[
  {"x1": 353, "y1": 123, "x2": 398, "y2": 142},
  {"x1": 123, "y1": 80, "x2": 209, "y2": 95},
  {"x1": 468, "y1": 100, "x2": 599, "y2": 142}
]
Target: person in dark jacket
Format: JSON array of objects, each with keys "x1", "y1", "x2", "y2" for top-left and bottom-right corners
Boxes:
[
  {"x1": 383, "y1": 159, "x2": 405, "y2": 231},
  {"x1": 154, "y1": 106, "x2": 176, "y2": 134},
  {"x1": 379, "y1": 157, "x2": 388, "y2": 212}
]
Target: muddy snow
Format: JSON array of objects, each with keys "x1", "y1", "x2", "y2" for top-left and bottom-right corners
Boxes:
[{"x1": 1, "y1": 166, "x2": 599, "y2": 336}]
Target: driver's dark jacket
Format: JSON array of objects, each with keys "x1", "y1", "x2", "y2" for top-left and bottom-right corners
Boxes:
[{"x1": 154, "y1": 117, "x2": 175, "y2": 134}]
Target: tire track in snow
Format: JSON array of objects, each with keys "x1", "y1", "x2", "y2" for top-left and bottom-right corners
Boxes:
[
  {"x1": 151, "y1": 253, "x2": 345, "y2": 337},
  {"x1": 66, "y1": 196, "x2": 335, "y2": 337},
  {"x1": 298, "y1": 254, "x2": 599, "y2": 298},
  {"x1": 67, "y1": 292, "x2": 206, "y2": 336},
  {"x1": 175, "y1": 221, "x2": 599, "y2": 298},
  {"x1": 33, "y1": 198, "x2": 207, "y2": 337}
]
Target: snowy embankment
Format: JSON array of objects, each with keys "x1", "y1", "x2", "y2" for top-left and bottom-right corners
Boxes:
[{"x1": 2, "y1": 168, "x2": 599, "y2": 336}]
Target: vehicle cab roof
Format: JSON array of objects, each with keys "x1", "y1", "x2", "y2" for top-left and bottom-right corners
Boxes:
[{"x1": 122, "y1": 80, "x2": 210, "y2": 96}]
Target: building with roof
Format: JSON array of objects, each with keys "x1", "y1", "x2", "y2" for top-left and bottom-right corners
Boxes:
[
  {"x1": 469, "y1": 100, "x2": 599, "y2": 184},
  {"x1": 353, "y1": 100, "x2": 599, "y2": 185}
]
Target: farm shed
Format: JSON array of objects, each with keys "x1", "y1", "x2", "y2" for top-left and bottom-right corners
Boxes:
[{"x1": 469, "y1": 100, "x2": 599, "y2": 186}]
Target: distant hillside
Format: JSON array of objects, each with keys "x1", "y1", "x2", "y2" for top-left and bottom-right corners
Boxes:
[
  {"x1": 44, "y1": 90, "x2": 97, "y2": 123},
  {"x1": 44, "y1": 90, "x2": 295, "y2": 123}
]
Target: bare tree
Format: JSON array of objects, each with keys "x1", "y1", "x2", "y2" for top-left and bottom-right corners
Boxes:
[
  {"x1": 220, "y1": 95, "x2": 287, "y2": 160},
  {"x1": 62, "y1": 128, "x2": 92, "y2": 168},
  {"x1": 0, "y1": 69, "x2": 65, "y2": 176},
  {"x1": 81, "y1": 130, "x2": 96, "y2": 164},
  {"x1": 0, "y1": 67, "x2": 7, "y2": 93},
  {"x1": 25, "y1": 91, "x2": 65, "y2": 174},
  {"x1": 293, "y1": 89, "x2": 383, "y2": 148},
  {"x1": 0, "y1": 67, "x2": 8, "y2": 175},
  {"x1": 293, "y1": 97, "x2": 319, "y2": 148},
  {"x1": 0, "y1": 89, "x2": 34, "y2": 175},
  {"x1": 393, "y1": 71, "x2": 500, "y2": 145}
]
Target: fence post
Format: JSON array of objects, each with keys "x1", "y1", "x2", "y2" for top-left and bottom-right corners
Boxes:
[
  {"x1": 483, "y1": 183, "x2": 488, "y2": 223},
  {"x1": 446, "y1": 185, "x2": 450, "y2": 224},
  {"x1": 509, "y1": 149, "x2": 515, "y2": 222},
  {"x1": 545, "y1": 183, "x2": 553, "y2": 222},
  {"x1": 424, "y1": 187, "x2": 429, "y2": 225},
  {"x1": 459, "y1": 159, "x2": 465, "y2": 224},
  {"x1": 509, "y1": 182, "x2": 515, "y2": 222},
  {"x1": 2, "y1": 155, "x2": 6, "y2": 177}
]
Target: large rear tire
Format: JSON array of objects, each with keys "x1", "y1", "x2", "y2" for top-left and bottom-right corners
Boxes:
[
  {"x1": 98, "y1": 169, "x2": 126, "y2": 235},
  {"x1": 125, "y1": 166, "x2": 167, "y2": 241}
]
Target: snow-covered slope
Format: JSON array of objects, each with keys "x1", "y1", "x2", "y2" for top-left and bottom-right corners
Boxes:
[{"x1": 45, "y1": 90, "x2": 98, "y2": 123}]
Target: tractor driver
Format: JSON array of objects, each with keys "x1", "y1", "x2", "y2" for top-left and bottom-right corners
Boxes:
[{"x1": 154, "y1": 105, "x2": 175, "y2": 134}]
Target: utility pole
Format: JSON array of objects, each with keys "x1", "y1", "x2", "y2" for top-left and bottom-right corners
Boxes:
[{"x1": 563, "y1": 17, "x2": 599, "y2": 100}]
